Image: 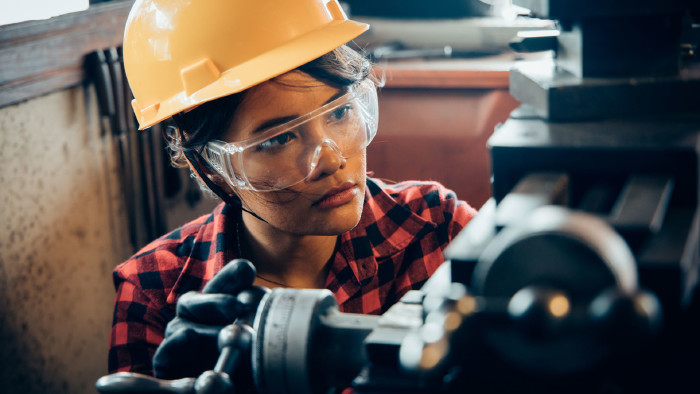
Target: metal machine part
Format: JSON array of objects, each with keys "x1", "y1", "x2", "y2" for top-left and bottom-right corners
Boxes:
[
  {"x1": 493, "y1": 0, "x2": 700, "y2": 324},
  {"x1": 508, "y1": 0, "x2": 700, "y2": 121},
  {"x1": 248, "y1": 231, "x2": 659, "y2": 394},
  {"x1": 480, "y1": 0, "x2": 700, "y2": 390},
  {"x1": 252, "y1": 289, "x2": 380, "y2": 394},
  {"x1": 95, "y1": 324, "x2": 252, "y2": 394},
  {"x1": 466, "y1": 206, "x2": 652, "y2": 375},
  {"x1": 355, "y1": 206, "x2": 662, "y2": 393}
]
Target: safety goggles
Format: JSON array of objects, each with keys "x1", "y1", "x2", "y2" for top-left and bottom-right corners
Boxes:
[{"x1": 201, "y1": 79, "x2": 378, "y2": 192}]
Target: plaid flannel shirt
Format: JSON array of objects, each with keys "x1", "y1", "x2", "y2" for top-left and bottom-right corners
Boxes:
[{"x1": 108, "y1": 177, "x2": 476, "y2": 375}]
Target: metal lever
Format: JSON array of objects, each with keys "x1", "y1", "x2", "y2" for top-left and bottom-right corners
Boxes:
[
  {"x1": 95, "y1": 373, "x2": 195, "y2": 393},
  {"x1": 95, "y1": 323, "x2": 252, "y2": 394},
  {"x1": 96, "y1": 286, "x2": 268, "y2": 394}
]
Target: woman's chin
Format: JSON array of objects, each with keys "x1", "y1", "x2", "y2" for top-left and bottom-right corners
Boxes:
[{"x1": 310, "y1": 197, "x2": 364, "y2": 235}]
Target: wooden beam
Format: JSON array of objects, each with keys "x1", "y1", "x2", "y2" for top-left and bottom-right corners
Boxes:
[{"x1": 0, "y1": 1, "x2": 132, "y2": 108}]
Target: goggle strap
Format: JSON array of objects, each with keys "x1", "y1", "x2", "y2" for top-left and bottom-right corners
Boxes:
[{"x1": 184, "y1": 150, "x2": 269, "y2": 223}]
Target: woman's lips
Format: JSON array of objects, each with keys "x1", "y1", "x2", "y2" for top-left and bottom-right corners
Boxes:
[{"x1": 313, "y1": 183, "x2": 358, "y2": 209}]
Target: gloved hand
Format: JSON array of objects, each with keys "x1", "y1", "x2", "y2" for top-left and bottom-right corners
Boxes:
[{"x1": 153, "y1": 259, "x2": 259, "y2": 380}]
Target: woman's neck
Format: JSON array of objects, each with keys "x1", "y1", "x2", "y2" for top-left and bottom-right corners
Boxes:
[{"x1": 238, "y1": 213, "x2": 337, "y2": 289}]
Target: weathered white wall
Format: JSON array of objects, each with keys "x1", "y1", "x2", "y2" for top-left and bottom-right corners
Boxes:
[{"x1": 0, "y1": 86, "x2": 132, "y2": 393}]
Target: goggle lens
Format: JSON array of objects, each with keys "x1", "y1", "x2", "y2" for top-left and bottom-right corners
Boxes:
[{"x1": 204, "y1": 80, "x2": 378, "y2": 192}]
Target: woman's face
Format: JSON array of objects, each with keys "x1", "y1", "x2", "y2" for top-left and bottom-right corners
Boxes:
[{"x1": 218, "y1": 71, "x2": 367, "y2": 236}]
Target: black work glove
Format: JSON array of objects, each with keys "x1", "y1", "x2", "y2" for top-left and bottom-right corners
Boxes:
[{"x1": 153, "y1": 259, "x2": 258, "y2": 380}]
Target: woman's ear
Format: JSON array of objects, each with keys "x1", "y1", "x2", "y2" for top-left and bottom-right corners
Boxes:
[{"x1": 184, "y1": 152, "x2": 238, "y2": 199}]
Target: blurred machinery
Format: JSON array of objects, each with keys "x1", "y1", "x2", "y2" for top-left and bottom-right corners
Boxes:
[
  {"x1": 96, "y1": 1, "x2": 700, "y2": 393},
  {"x1": 346, "y1": 0, "x2": 556, "y2": 59}
]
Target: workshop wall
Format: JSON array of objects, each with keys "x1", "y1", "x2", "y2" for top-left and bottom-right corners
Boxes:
[
  {"x1": 368, "y1": 85, "x2": 520, "y2": 209},
  {"x1": 0, "y1": 86, "x2": 131, "y2": 394}
]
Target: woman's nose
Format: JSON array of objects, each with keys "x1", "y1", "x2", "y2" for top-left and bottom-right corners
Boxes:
[{"x1": 306, "y1": 140, "x2": 346, "y2": 181}]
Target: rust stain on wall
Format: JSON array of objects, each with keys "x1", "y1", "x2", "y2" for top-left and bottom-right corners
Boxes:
[{"x1": 0, "y1": 86, "x2": 132, "y2": 394}]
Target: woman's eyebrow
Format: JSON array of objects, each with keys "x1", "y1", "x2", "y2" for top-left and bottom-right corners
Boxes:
[
  {"x1": 325, "y1": 89, "x2": 347, "y2": 104},
  {"x1": 252, "y1": 115, "x2": 298, "y2": 134},
  {"x1": 251, "y1": 89, "x2": 348, "y2": 134}
]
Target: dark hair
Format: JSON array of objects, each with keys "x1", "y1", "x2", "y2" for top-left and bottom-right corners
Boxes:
[{"x1": 167, "y1": 44, "x2": 373, "y2": 167}]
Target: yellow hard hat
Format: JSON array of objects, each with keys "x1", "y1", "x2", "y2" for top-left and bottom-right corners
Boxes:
[{"x1": 123, "y1": 0, "x2": 369, "y2": 130}]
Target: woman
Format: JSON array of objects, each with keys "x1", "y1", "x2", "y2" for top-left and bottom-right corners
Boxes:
[{"x1": 109, "y1": 0, "x2": 477, "y2": 381}]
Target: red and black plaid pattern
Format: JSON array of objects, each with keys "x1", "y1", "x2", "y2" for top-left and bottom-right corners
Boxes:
[{"x1": 108, "y1": 177, "x2": 476, "y2": 375}]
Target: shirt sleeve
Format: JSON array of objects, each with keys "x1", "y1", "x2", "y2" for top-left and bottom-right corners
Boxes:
[
  {"x1": 108, "y1": 274, "x2": 168, "y2": 375},
  {"x1": 400, "y1": 180, "x2": 477, "y2": 244},
  {"x1": 442, "y1": 185, "x2": 478, "y2": 241}
]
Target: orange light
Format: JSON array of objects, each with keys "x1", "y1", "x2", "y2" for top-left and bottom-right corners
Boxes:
[{"x1": 548, "y1": 295, "x2": 570, "y2": 318}]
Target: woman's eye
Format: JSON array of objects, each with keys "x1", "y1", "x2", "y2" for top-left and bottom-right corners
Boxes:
[
  {"x1": 329, "y1": 105, "x2": 353, "y2": 121},
  {"x1": 256, "y1": 132, "x2": 296, "y2": 151}
]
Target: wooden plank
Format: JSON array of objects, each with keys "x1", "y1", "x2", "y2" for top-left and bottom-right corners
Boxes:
[
  {"x1": 0, "y1": 68, "x2": 85, "y2": 108},
  {"x1": 372, "y1": 52, "x2": 552, "y2": 89},
  {"x1": 0, "y1": 1, "x2": 132, "y2": 108},
  {"x1": 378, "y1": 68, "x2": 510, "y2": 89}
]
